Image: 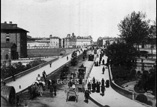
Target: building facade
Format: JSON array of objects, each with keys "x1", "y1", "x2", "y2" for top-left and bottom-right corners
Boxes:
[
  {"x1": 1, "y1": 43, "x2": 17, "y2": 65},
  {"x1": 27, "y1": 41, "x2": 50, "y2": 49},
  {"x1": 97, "y1": 37, "x2": 118, "y2": 47},
  {"x1": 76, "y1": 36, "x2": 92, "y2": 48},
  {"x1": 1, "y1": 21, "x2": 28, "y2": 59},
  {"x1": 63, "y1": 33, "x2": 93, "y2": 48},
  {"x1": 49, "y1": 35, "x2": 61, "y2": 48}
]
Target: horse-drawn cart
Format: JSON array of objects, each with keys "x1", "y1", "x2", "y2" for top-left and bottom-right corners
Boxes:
[{"x1": 66, "y1": 88, "x2": 78, "y2": 102}]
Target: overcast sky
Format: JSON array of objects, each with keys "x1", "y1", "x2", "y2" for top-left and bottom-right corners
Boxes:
[{"x1": 1, "y1": 0, "x2": 156, "y2": 41}]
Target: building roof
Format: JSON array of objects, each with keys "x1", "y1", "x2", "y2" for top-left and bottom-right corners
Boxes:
[
  {"x1": 1, "y1": 22, "x2": 29, "y2": 33},
  {"x1": 50, "y1": 36, "x2": 60, "y2": 39},
  {"x1": 1, "y1": 43, "x2": 16, "y2": 48}
]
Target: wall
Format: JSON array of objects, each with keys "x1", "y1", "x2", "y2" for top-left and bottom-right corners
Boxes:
[
  {"x1": 1, "y1": 48, "x2": 11, "y2": 62},
  {"x1": 27, "y1": 48, "x2": 66, "y2": 57},
  {"x1": 1, "y1": 32, "x2": 27, "y2": 58},
  {"x1": 20, "y1": 32, "x2": 27, "y2": 58}
]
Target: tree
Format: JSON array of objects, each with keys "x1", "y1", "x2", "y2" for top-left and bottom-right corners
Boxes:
[
  {"x1": 105, "y1": 42, "x2": 138, "y2": 69},
  {"x1": 118, "y1": 11, "x2": 149, "y2": 50},
  {"x1": 147, "y1": 23, "x2": 156, "y2": 58}
]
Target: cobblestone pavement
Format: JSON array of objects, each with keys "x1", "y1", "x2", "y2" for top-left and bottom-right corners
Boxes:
[
  {"x1": 18, "y1": 52, "x2": 99, "y2": 107},
  {"x1": 25, "y1": 85, "x2": 98, "y2": 107}
]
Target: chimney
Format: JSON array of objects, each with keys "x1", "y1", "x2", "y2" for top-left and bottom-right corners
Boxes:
[
  {"x1": 9, "y1": 21, "x2": 12, "y2": 24},
  {"x1": 50, "y1": 35, "x2": 52, "y2": 38}
]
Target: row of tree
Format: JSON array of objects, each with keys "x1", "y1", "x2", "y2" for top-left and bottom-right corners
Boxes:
[{"x1": 1, "y1": 59, "x2": 46, "y2": 79}]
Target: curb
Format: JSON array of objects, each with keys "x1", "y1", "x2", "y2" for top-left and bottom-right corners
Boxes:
[{"x1": 89, "y1": 96, "x2": 104, "y2": 107}]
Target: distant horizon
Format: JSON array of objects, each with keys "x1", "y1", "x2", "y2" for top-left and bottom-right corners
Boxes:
[{"x1": 1, "y1": 0, "x2": 156, "y2": 41}]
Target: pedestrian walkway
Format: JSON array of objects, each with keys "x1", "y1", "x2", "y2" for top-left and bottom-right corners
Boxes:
[
  {"x1": 87, "y1": 55, "x2": 146, "y2": 107},
  {"x1": 6, "y1": 49, "x2": 84, "y2": 93}
]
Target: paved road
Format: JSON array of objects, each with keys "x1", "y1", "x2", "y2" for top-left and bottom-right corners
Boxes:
[
  {"x1": 87, "y1": 55, "x2": 146, "y2": 107},
  {"x1": 6, "y1": 49, "x2": 83, "y2": 93},
  {"x1": 21, "y1": 55, "x2": 99, "y2": 107}
]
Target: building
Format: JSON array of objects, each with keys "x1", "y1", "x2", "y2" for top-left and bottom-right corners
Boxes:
[
  {"x1": 1, "y1": 43, "x2": 17, "y2": 65},
  {"x1": 76, "y1": 36, "x2": 92, "y2": 48},
  {"x1": 49, "y1": 35, "x2": 61, "y2": 48},
  {"x1": 1, "y1": 21, "x2": 28, "y2": 59},
  {"x1": 63, "y1": 33, "x2": 93, "y2": 48},
  {"x1": 27, "y1": 37, "x2": 50, "y2": 49},
  {"x1": 97, "y1": 37, "x2": 118, "y2": 47},
  {"x1": 63, "y1": 33, "x2": 76, "y2": 48}
]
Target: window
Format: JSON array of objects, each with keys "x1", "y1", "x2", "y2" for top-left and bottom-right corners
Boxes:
[
  {"x1": 5, "y1": 54, "x2": 9, "y2": 59},
  {"x1": 6, "y1": 35, "x2": 10, "y2": 42}
]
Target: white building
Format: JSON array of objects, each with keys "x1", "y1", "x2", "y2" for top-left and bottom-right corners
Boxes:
[
  {"x1": 76, "y1": 36, "x2": 92, "y2": 48},
  {"x1": 27, "y1": 41, "x2": 50, "y2": 49},
  {"x1": 50, "y1": 35, "x2": 61, "y2": 48}
]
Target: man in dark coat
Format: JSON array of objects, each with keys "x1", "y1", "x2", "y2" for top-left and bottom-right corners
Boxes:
[
  {"x1": 53, "y1": 80, "x2": 57, "y2": 96},
  {"x1": 92, "y1": 77, "x2": 96, "y2": 92},
  {"x1": 87, "y1": 82, "x2": 91, "y2": 92},
  {"x1": 102, "y1": 59, "x2": 105, "y2": 65},
  {"x1": 47, "y1": 80, "x2": 51, "y2": 89},
  {"x1": 101, "y1": 85, "x2": 105, "y2": 96},
  {"x1": 96, "y1": 81, "x2": 100, "y2": 93},
  {"x1": 101, "y1": 78, "x2": 105, "y2": 86},
  {"x1": 42, "y1": 71, "x2": 47, "y2": 82},
  {"x1": 84, "y1": 90, "x2": 90, "y2": 103},
  {"x1": 102, "y1": 66, "x2": 105, "y2": 74},
  {"x1": 68, "y1": 81, "x2": 72, "y2": 88},
  {"x1": 50, "y1": 82, "x2": 54, "y2": 97}
]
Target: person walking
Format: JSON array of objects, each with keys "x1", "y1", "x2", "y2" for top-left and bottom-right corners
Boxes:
[
  {"x1": 42, "y1": 71, "x2": 47, "y2": 82},
  {"x1": 101, "y1": 85, "x2": 105, "y2": 96},
  {"x1": 87, "y1": 82, "x2": 91, "y2": 92},
  {"x1": 92, "y1": 78, "x2": 96, "y2": 92},
  {"x1": 84, "y1": 89, "x2": 90, "y2": 103},
  {"x1": 101, "y1": 78, "x2": 105, "y2": 86},
  {"x1": 102, "y1": 66, "x2": 105, "y2": 74},
  {"x1": 50, "y1": 80, "x2": 54, "y2": 97},
  {"x1": 68, "y1": 81, "x2": 72, "y2": 88},
  {"x1": 96, "y1": 81, "x2": 100, "y2": 93},
  {"x1": 102, "y1": 59, "x2": 105, "y2": 65},
  {"x1": 47, "y1": 79, "x2": 51, "y2": 89},
  {"x1": 53, "y1": 80, "x2": 57, "y2": 96},
  {"x1": 50, "y1": 63, "x2": 52, "y2": 67},
  {"x1": 38, "y1": 83, "x2": 43, "y2": 96}
]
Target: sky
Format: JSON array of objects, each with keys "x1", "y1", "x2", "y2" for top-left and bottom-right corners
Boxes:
[{"x1": 1, "y1": 0, "x2": 156, "y2": 41}]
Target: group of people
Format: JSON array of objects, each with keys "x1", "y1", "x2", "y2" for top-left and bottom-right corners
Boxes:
[
  {"x1": 84, "y1": 77, "x2": 106, "y2": 103},
  {"x1": 28, "y1": 70, "x2": 58, "y2": 99},
  {"x1": 48, "y1": 79, "x2": 57, "y2": 97},
  {"x1": 87, "y1": 77, "x2": 106, "y2": 95},
  {"x1": 94, "y1": 54, "x2": 106, "y2": 66}
]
